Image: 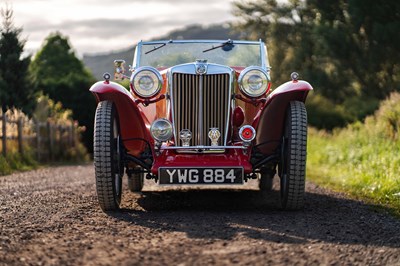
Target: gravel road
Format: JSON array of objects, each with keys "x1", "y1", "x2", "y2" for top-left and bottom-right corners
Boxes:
[{"x1": 1, "y1": 164, "x2": 399, "y2": 265}]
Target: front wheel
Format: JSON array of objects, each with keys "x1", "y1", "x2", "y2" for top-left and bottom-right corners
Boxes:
[
  {"x1": 93, "y1": 101, "x2": 123, "y2": 211},
  {"x1": 279, "y1": 101, "x2": 307, "y2": 210}
]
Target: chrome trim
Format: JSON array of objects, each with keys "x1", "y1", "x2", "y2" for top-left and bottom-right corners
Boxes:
[
  {"x1": 142, "y1": 40, "x2": 262, "y2": 45},
  {"x1": 198, "y1": 75, "x2": 204, "y2": 144},
  {"x1": 130, "y1": 66, "x2": 163, "y2": 98},
  {"x1": 238, "y1": 66, "x2": 270, "y2": 98},
  {"x1": 208, "y1": 128, "x2": 221, "y2": 146},
  {"x1": 160, "y1": 145, "x2": 246, "y2": 150},
  {"x1": 180, "y1": 129, "x2": 192, "y2": 147},
  {"x1": 103, "y1": 72, "x2": 111, "y2": 81},
  {"x1": 291, "y1": 72, "x2": 299, "y2": 81},
  {"x1": 195, "y1": 59, "x2": 208, "y2": 75},
  {"x1": 150, "y1": 118, "x2": 173, "y2": 142},
  {"x1": 132, "y1": 40, "x2": 141, "y2": 70},
  {"x1": 260, "y1": 40, "x2": 269, "y2": 69},
  {"x1": 133, "y1": 40, "x2": 269, "y2": 71},
  {"x1": 169, "y1": 63, "x2": 234, "y2": 150},
  {"x1": 239, "y1": 125, "x2": 256, "y2": 142}
]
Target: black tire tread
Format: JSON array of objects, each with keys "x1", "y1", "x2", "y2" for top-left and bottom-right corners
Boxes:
[
  {"x1": 283, "y1": 101, "x2": 307, "y2": 210},
  {"x1": 259, "y1": 174, "x2": 274, "y2": 191},
  {"x1": 128, "y1": 173, "x2": 144, "y2": 192},
  {"x1": 94, "y1": 101, "x2": 119, "y2": 211}
]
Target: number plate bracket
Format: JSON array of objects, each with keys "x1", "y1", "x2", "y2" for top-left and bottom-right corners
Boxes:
[{"x1": 158, "y1": 167, "x2": 244, "y2": 185}]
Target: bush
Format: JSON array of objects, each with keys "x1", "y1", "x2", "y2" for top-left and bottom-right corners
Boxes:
[
  {"x1": 306, "y1": 93, "x2": 382, "y2": 131},
  {"x1": 0, "y1": 151, "x2": 37, "y2": 176},
  {"x1": 307, "y1": 92, "x2": 400, "y2": 216},
  {"x1": 33, "y1": 95, "x2": 90, "y2": 163},
  {"x1": 306, "y1": 93, "x2": 350, "y2": 130},
  {"x1": 373, "y1": 92, "x2": 400, "y2": 140}
]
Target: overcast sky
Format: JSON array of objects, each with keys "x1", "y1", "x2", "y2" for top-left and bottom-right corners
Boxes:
[{"x1": 9, "y1": 0, "x2": 236, "y2": 57}]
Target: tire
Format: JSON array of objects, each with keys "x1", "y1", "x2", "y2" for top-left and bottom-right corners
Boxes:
[
  {"x1": 93, "y1": 101, "x2": 123, "y2": 211},
  {"x1": 279, "y1": 101, "x2": 307, "y2": 210},
  {"x1": 259, "y1": 174, "x2": 274, "y2": 191},
  {"x1": 128, "y1": 167, "x2": 144, "y2": 192}
]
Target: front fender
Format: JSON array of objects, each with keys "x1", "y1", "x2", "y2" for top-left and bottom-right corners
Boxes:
[
  {"x1": 266, "y1": 80, "x2": 313, "y2": 104},
  {"x1": 253, "y1": 80, "x2": 313, "y2": 155},
  {"x1": 90, "y1": 81, "x2": 151, "y2": 157}
]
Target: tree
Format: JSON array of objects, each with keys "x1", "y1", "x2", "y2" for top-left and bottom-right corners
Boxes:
[
  {"x1": 233, "y1": 0, "x2": 400, "y2": 127},
  {"x1": 0, "y1": 6, "x2": 35, "y2": 114},
  {"x1": 30, "y1": 32, "x2": 96, "y2": 151},
  {"x1": 310, "y1": 0, "x2": 400, "y2": 99}
]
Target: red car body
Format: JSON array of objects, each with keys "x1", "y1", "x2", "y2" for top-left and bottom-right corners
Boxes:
[
  {"x1": 90, "y1": 40, "x2": 313, "y2": 211},
  {"x1": 90, "y1": 73, "x2": 312, "y2": 168}
]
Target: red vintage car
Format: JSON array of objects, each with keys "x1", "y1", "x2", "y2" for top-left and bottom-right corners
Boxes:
[{"x1": 90, "y1": 40, "x2": 313, "y2": 212}]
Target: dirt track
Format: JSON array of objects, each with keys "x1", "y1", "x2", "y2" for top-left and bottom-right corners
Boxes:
[{"x1": 1, "y1": 164, "x2": 399, "y2": 265}]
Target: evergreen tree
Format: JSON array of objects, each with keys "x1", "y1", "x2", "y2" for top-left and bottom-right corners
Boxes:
[
  {"x1": 30, "y1": 32, "x2": 96, "y2": 151},
  {"x1": 0, "y1": 6, "x2": 35, "y2": 114},
  {"x1": 234, "y1": 0, "x2": 400, "y2": 126}
]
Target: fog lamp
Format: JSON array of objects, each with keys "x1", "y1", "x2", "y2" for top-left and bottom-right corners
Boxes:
[{"x1": 150, "y1": 119, "x2": 173, "y2": 142}]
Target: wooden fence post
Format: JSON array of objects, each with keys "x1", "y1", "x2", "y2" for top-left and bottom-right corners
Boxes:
[
  {"x1": 2, "y1": 114, "x2": 6, "y2": 157},
  {"x1": 36, "y1": 121, "x2": 41, "y2": 161},
  {"x1": 47, "y1": 121, "x2": 54, "y2": 161},
  {"x1": 69, "y1": 124, "x2": 74, "y2": 147},
  {"x1": 72, "y1": 124, "x2": 75, "y2": 147},
  {"x1": 58, "y1": 125, "x2": 63, "y2": 151},
  {"x1": 18, "y1": 118, "x2": 23, "y2": 154}
]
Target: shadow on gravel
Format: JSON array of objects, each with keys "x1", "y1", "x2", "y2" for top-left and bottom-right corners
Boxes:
[{"x1": 110, "y1": 189, "x2": 400, "y2": 248}]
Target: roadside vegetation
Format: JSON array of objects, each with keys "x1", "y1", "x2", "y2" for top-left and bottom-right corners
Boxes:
[
  {"x1": 307, "y1": 92, "x2": 400, "y2": 216},
  {"x1": 0, "y1": 6, "x2": 91, "y2": 175},
  {"x1": 0, "y1": 152, "x2": 37, "y2": 176},
  {"x1": 1, "y1": 0, "x2": 399, "y2": 220},
  {"x1": 234, "y1": 0, "x2": 400, "y2": 216},
  {"x1": 0, "y1": 96, "x2": 89, "y2": 175}
]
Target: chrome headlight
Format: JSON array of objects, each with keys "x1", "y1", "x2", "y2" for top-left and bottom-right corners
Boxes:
[
  {"x1": 131, "y1": 66, "x2": 163, "y2": 98},
  {"x1": 238, "y1": 66, "x2": 270, "y2": 98},
  {"x1": 150, "y1": 119, "x2": 173, "y2": 142}
]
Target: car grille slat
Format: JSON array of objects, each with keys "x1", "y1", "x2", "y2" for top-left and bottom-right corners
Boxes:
[{"x1": 172, "y1": 73, "x2": 230, "y2": 147}]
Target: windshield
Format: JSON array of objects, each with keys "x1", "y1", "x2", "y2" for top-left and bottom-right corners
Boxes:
[{"x1": 135, "y1": 41, "x2": 264, "y2": 69}]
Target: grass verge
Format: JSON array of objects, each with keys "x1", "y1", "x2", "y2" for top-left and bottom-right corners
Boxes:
[
  {"x1": 0, "y1": 151, "x2": 38, "y2": 175},
  {"x1": 307, "y1": 93, "x2": 400, "y2": 217}
]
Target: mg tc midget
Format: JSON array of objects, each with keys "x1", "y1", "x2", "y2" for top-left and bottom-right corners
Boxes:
[{"x1": 89, "y1": 39, "x2": 313, "y2": 212}]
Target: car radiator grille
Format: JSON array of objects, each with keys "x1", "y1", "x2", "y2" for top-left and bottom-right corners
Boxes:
[{"x1": 172, "y1": 73, "x2": 231, "y2": 146}]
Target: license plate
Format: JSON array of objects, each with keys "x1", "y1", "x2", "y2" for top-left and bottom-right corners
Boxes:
[{"x1": 158, "y1": 167, "x2": 244, "y2": 185}]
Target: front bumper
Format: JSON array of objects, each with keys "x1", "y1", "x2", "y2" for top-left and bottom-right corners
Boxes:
[{"x1": 151, "y1": 148, "x2": 253, "y2": 176}]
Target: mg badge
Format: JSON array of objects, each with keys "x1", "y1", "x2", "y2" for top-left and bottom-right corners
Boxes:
[
  {"x1": 196, "y1": 64, "x2": 207, "y2": 75},
  {"x1": 208, "y1": 128, "x2": 221, "y2": 146}
]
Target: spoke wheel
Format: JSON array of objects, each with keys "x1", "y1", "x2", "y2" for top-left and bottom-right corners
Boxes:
[
  {"x1": 94, "y1": 101, "x2": 123, "y2": 211},
  {"x1": 279, "y1": 101, "x2": 307, "y2": 210}
]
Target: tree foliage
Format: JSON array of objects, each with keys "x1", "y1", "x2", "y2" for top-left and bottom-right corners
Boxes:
[
  {"x1": 234, "y1": 0, "x2": 400, "y2": 128},
  {"x1": 0, "y1": 6, "x2": 35, "y2": 114},
  {"x1": 30, "y1": 32, "x2": 96, "y2": 150}
]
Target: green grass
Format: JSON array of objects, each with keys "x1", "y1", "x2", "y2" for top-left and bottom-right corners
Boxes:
[
  {"x1": 307, "y1": 93, "x2": 400, "y2": 216},
  {"x1": 0, "y1": 151, "x2": 38, "y2": 175}
]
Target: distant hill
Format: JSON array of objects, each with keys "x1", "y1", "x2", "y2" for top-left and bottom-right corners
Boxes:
[{"x1": 83, "y1": 24, "x2": 241, "y2": 80}]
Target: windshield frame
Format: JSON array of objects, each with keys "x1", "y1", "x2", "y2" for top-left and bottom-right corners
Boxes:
[{"x1": 132, "y1": 39, "x2": 269, "y2": 70}]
